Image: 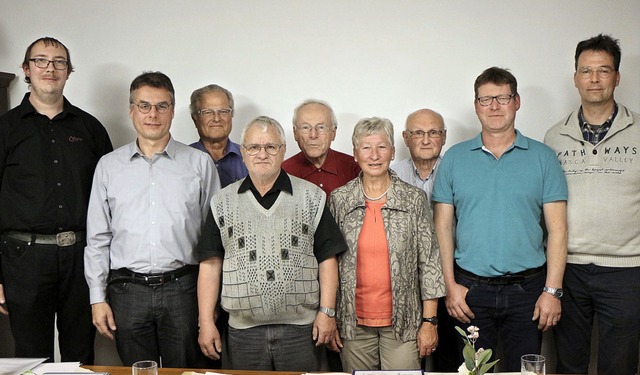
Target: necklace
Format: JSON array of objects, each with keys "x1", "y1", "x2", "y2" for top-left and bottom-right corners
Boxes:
[{"x1": 362, "y1": 182, "x2": 390, "y2": 201}]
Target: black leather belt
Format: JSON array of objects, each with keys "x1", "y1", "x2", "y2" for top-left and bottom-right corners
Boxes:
[
  {"x1": 455, "y1": 264, "x2": 545, "y2": 285},
  {"x1": 4, "y1": 230, "x2": 85, "y2": 247},
  {"x1": 108, "y1": 265, "x2": 198, "y2": 287}
]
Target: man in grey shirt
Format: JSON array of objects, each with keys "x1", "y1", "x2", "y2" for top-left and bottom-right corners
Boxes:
[{"x1": 84, "y1": 71, "x2": 220, "y2": 367}]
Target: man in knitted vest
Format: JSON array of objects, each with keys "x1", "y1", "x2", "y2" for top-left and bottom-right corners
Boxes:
[
  {"x1": 544, "y1": 34, "x2": 640, "y2": 375},
  {"x1": 196, "y1": 116, "x2": 346, "y2": 371}
]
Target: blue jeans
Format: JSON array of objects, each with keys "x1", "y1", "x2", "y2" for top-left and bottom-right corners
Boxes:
[
  {"x1": 554, "y1": 263, "x2": 640, "y2": 375},
  {"x1": 227, "y1": 323, "x2": 322, "y2": 371},
  {"x1": 0, "y1": 235, "x2": 95, "y2": 363},
  {"x1": 455, "y1": 269, "x2": 544, "y2": 372},
  {"x1": 109, "y1": 271, "x2": 205, "y2": 367}
]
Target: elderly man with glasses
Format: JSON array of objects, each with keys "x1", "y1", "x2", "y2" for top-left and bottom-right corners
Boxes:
[
  {"x1": 189, "y1": 84, "x2": 248, "y2": 188},
  {"x1": 432, "y1": 67, "x2": 568, "y2": 372},
  {"x1": 282, "y1": 99, "x2": 360, "y2": 198},
  {"x1": 196, "y1": 116, "x2": 347, "y2": 372},
  {"x1": 0, "y1": 36, "x2": 112, "y2": 364}
]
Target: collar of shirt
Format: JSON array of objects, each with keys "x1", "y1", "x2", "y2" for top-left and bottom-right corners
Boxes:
[
  {"x1": 192, "y1": 139, "x2": 243, "y2": 158},
  {"x1": 470, "y1": 129, "x2": 529, "y2": 152},
  {"x1": 297, "y1": 148, "x2": 339, "y2": 178},
  {"x1": 129, "y1": 136, "x2": 177, "y2": 161},
  {"x1": 17, "y1": 92, "x2": 79, "y2": 120},
  {"x1": 411, "y1": 157, "x2": 441, "y2": 181},
  {"x1": 578, "y1": 102, "x2": 618, "y2": 145},
  {"x1": 238, "y1": 169, "x2": 293, "y2": 209}
]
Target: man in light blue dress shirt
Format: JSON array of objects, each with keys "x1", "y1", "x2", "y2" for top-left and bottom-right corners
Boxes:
[{"x1": 84, "y1": 72, "x2": 221, "y2": 367}]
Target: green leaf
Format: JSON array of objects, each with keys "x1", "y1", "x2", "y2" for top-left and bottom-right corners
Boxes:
[
  {"x1": 478, "y1": 359, "x2": 500, "y2": 374},
  {"x1": 476, "y1": 349, "x2": 492, "y2": 364},
  {"x1": 463, "y1": 344, "x2": 475, "y2": 370}
]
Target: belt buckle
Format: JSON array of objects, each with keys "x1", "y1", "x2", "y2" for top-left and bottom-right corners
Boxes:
[
  {"x1": 146, "y1": 275, "x2": 164, "y2": 287},
  {"x1": 56, "y1": 231, "x2": 76, "y2": 247}
]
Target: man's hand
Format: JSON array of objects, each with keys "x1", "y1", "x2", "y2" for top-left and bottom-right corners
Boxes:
[
  {"x1": 533, "y1": 292, "x2": 561, "y2": 331},
  {"x1": 198, "y1": 323, "x2": 222, "y2": 360},
  {"x1": 417, "y1": 323, "x2": 438, "y2": 357},
  {"x1": 91, "y1": 302, "x2": 117, "y2": 340},
  {"x1": 313, "y1": 311, "x2": 338, "y2": 348},
  {"x1": 445, "y1": 282, "x2": 475, "y2": 323},
  {"x1": 0, "y1": 284, "x2": 8, "y2": 315}
]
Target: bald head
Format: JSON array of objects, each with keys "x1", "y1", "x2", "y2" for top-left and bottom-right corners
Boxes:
[{"x1": 402, "y1": 108, "x2": 446, "y2": 164}]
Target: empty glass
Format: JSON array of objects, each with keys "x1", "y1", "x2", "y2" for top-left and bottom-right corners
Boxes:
[
  {"x1": 132, "y1": 360, "x2": 158, "y2": 375},
  {"x1": 521, "y1": 354, "x2": 545, "y2": 375}
]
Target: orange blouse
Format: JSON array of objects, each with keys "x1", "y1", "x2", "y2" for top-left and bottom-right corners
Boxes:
[{"x1": 355, "y1": 200, "x2": 392, "y2": 327}]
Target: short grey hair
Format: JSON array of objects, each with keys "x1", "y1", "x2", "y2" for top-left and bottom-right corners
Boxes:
[
  {"x1": 352, "y1": 117, "x2": 394, "y2": 148},
  {"x1": 189, "y1": 84, "x2": 234, "y2": 115},
  {"x1": 241, "y1": 116, "x2": 286, "y2": 145},
  {"x1": 292, "y1": 99, "x2": 338, "y2": 128}
]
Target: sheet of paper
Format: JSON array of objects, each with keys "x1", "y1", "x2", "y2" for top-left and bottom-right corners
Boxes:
[
  {"x1": 30, "y1": 362, "x2": 85, "y2": 374},
  {"x1": 0, "y1": 357, "x2": 47, "y2": 375}
]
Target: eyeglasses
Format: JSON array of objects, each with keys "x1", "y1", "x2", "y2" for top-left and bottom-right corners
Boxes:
[
  {"x1": 296, "y1": 124, "x2": 334, "y2": 135},
  {"x1": 476, "y1": 94, "x2": 516, "y2": 107},
  {"x1": 131, "y1": 101, "x2": 173, "y2": 114},
  {"x1": 243, "y1": 143, "x2": 284, "y2": 156},
  {"x1": 29, "y1": 58, "x2": 68, "y2": 70},
  {"x1": 577, "y1": 66, "x2": 615, "y2": 79},
  {"x1": 406, "y1": 129, "x2": 445, "y2": 139},
  {"x1": 197, "y1": 108, "x2": 233, "y2": 118}
]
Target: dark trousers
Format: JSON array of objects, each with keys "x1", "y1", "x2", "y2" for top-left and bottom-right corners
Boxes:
[
  {"x1": 0, "y1": 235, "x2": 95, "y2": 363},
  {"x1": 455, "y1": 268, "x2": 545, "y2": 372},
  {"x1": 554, "y1": 263, "x2": 640, "y2": 375},
  {"x1": 227, "y1": 323, "x2": 323, "y2": 371},
  {"x1": 430, "y1": 297, "x2": 462, "y2": 371},
  {"x1": 109, "y1": 271, "x2": 209, "y2": 368}
]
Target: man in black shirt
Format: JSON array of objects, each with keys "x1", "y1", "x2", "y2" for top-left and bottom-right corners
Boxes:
[{"x1": 0, "y1": 37, "x2": 113, "y2": 363}]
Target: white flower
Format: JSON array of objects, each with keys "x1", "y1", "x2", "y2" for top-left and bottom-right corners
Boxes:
[{"x1": 457, "y1": 363, "x2": 470, "y2": 375}]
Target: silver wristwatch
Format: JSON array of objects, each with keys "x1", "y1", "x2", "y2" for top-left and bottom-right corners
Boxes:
[
  {"x1": 543, "y1": 286, "x2": 564, "y2": 299},
  {"x1": 319, "y1": 306, "x2": 336, "y2": 318}
]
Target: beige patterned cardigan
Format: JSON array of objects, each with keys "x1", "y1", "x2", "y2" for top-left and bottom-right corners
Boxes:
[{"x1": 329, "y1": 171, "x2": 446, "y2": 342}]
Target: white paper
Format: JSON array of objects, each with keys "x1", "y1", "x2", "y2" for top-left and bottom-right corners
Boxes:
[
  {"x1": 0, "y1": 358, "x2": 47, "y2": 375},
  {"x1": 30, "y1": 362, "x2": 84, "y2": 374}
]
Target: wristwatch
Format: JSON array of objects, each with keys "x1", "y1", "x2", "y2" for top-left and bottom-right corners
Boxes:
[
  {"x1": 319, "y1": 306, "x2": 336, "y2": 318},
  {"x1": 543, "y1": 286, "x2": 564, "y2": 299},
  {"x1": 422, "y1": 316, "x2": 438, "y2": 325}
]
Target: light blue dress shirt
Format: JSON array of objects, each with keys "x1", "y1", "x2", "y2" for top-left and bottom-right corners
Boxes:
[{"x1": 84, "y1": 137, "x2": 220, "y2": 303}]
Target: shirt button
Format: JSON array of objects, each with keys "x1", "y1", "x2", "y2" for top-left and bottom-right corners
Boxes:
[
  {"x1": 51, "y1": 139, "x2": 55, "y2": 143},
  {"x1": 319, "y1": 183, "x2": 324, "y2": 188},
  {"x1": 58, "y1": 205, "x2": 63, "y2": 209},
  {"x1": 592, "y1": 149, "x2": 598, "y2": 155},
  {"x1": 57, "y1": 182, "x2": 62, "y2": 186},
  {"x1": 53, "y1": 160, "x2": 59, "y2": 164}
]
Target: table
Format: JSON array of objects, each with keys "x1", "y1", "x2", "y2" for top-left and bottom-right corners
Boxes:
[{"x1": 84, "y1": 366, "x2": 306, "y2": 375}]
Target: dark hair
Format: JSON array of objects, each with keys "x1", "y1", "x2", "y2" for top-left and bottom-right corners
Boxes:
[
  {"x1": 129, "y1": 71, "x2": 175, "y2": 105},
  {"x1": 22, "y1": 37, "x2": 74, "y2": 84},
  {"x1": 474, "y1": 67, "x2": 518, "y2": 98},
  {"x1": 574, "y1": 34, "x2": 621, "y2": 71}
]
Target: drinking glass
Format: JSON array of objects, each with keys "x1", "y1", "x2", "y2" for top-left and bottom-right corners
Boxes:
[
  {"x1": 521, "y1": 354, "x2": 545, "y2": 375},
  {"x1": 132, "y1": 360, "x2": 158, "y2": 375}
]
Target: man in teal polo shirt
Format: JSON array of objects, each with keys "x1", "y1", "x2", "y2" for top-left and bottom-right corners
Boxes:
[{"x1": 432, "y1": 67, "x2": 568, "y2": 372}]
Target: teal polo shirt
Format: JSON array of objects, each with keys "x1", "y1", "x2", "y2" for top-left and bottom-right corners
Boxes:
[{"x1": 432, "y1": 130, "x2": 567, "y2": 277}]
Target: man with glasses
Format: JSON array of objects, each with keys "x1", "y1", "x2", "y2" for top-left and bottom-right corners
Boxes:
[
  {"x1": 0, "y1": 37, "x2": 112, "y2": 363},
  {"x1": 197, "y1": 116, "x2": 346, "y2": 371},
  {"x1": 283, "y1": 99, "x2": 360, "y2": 198},
  {"x1": 432, "y1": 67, "x2": 568, "y2": 371},
  {"x1": 84, "y1": 71, "x2": 220, "y2": 367},
  {"x1": 392, "y1": 109, "x2": 446, "y2": 202},
  {"x1": 544, "y1": 34, "x2": 640, "y2": 375},
  {"x1": 190, "y1": 84, "x2": 247, "y2": 188},
  {"x1": 392, "y1": 109, "x2": 458, "y2": 372}
]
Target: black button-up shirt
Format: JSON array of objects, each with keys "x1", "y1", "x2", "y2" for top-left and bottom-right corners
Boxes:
[{"x1": 0, "y1": 93, "x2": 113, "y2": 234}]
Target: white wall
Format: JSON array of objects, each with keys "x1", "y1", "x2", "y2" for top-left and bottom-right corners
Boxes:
[{"x1": 1, "y1": 0, "x2": 639, "y2": 371}]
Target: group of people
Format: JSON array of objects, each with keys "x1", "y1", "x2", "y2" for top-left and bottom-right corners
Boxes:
[{"x1": 0, "y1": 32, "x2": 637, "y2": 375}]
